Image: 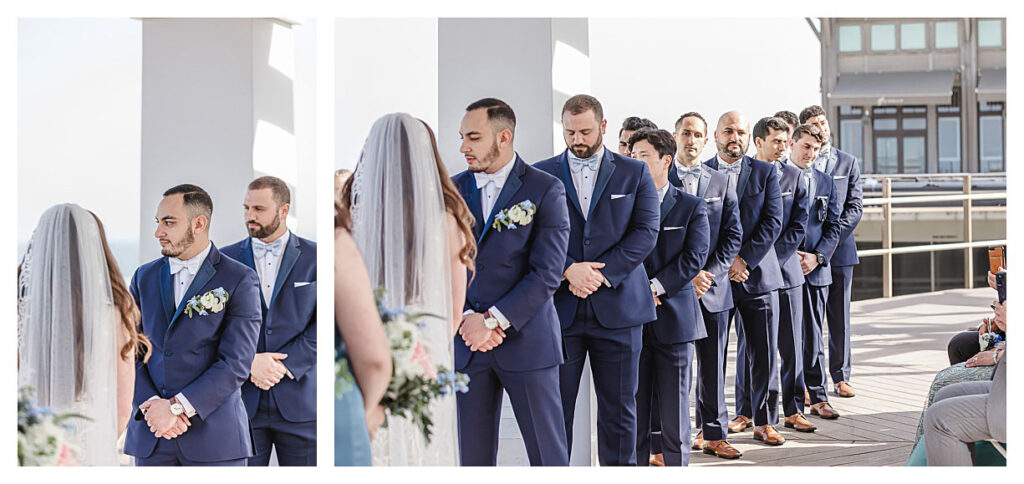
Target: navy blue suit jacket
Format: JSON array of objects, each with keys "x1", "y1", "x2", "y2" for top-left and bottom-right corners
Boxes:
[
  {"x1": 775, "y1": 161, "x2": 809, "y2": 290},
  {"x1": 705, "y1": 155, "x2": 783, "y2": 296},
  {"x1": 668, "y1": 164, "x2": 742, "y2": 313},
  {"x1": 819, "y1": 146, "x2": 863, "y2": 266},
  {"x1": 221, "y1": 232, "x2": 317, "y2": 423},
  {"x1": 643, "y1": 186, "x2": 710, "y2": 344},
  {"x1": 453, "y1": 157, "x2": 570, "y2": 372},
  {"x1": 801, "y1": 169, "x2": 843, "y2": 287},
  {"x1": 126, "y1": 243, "x2": 261, "y2": 462},
  {"x1": 536, "y1": 148, "x2": 660, "y2": 329}
]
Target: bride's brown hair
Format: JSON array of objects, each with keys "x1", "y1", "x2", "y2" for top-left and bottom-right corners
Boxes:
[{"x1": 91, "y1": 213, "x2": 152, "y2": 363}]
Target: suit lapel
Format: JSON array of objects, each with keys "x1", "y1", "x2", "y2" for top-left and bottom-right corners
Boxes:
[
  {"x1": 588, "y1": 149, "x2": 616, "y2": 218},
  {"x1": 270, "y1": 233, "x2": 300, "y2": 307},
  {"x1": 169, "y1": 246, "x2": 218, "y2": 329},
  {"x1": 460, "y1": 174, "x2": 484, "y2": 241},
  {"x1": 479, "y1": 158, "x2": 525, "y2": 243},
  {"x1": 668, "y1": 163, "x2": 681, "y2": 187},
  {"x1": 825, "y1": 147, "x2": 839, "y2": 175},
  {"x1": 555, "y1": 152, "x2": 585, "y2": 219},
  {"x1": 696, "y1": 167, "x2": 712, "y2": 198},
  {"x1": 238, "y1": 238, "x2": 266, "y2": 309},
  {"x1": 660, "y1": 187, "x2": 677, "y2": 224},
  {"x1": 158, "y1": 260, "x2": 174, "y2": 324},
  {"x1": 736, "y1": 156, "x2": 753, "y2": 198}
]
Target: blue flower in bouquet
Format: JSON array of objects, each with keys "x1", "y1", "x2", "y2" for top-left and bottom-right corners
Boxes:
[{"x1": 491, "y1": 200, "x2": 536, "y2": 232}]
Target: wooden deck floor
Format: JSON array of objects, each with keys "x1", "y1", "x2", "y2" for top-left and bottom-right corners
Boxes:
[{"x1": 690, "y1": 287, "x2": 996, "y2": 466}]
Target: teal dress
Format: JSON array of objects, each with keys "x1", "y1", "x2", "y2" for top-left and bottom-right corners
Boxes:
[{"x1": 335, "y1": 330, "x2": 372, "y2": 466}]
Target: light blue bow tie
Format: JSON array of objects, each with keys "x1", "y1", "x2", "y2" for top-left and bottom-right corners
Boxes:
[
  {"x1": 168, "y1": 256, "x2": 201, "y2": 276},
  {"x1": 719, "y1": 160, "x2": 742, "y2": 174},
  {"x1": 676, "y1": 165, "x2": 701, "y2": 177},
  {"x1": 569, "y1": 156, "x2": 599, "y2": 173},
  {"x1": 253, "y1": 238, "x2": 284, "y2": 259}
]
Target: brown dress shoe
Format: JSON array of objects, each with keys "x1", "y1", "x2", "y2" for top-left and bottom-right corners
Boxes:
[
  {"x1": 691, "y1": 430, "x2": 704, "y2": 450},
  {"x1": 649, "y1": 453, "x2": 665, "y2": 466},
  {"x1": 753, "y1": 425, "x2": 786, "y2": 446},
  {"x1": 702, "y1": 439, "x2": 742, "y2": 459},
  {"x1": 727, "y1": 415, "x2": 753, "y2": 433},
  {"x1": 835, "y1": 381, "x2": 856, "y2": 397},
  {"x1": 809, "y1": 401, "x2": 841, "y2": 419},
  {"x1": 804, "y1": 389, "x2": 811, "y2": 407},
  {"x1": 784, "y1": 413, "x2": 817, "y2": 432}
]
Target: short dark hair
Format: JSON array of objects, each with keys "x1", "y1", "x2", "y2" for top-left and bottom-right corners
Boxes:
[
  {"x1": 799, "y1": 105, "x2": 827, "y2": 124},
  {"x1": 627, "y1": 128, "x2": 677, "y2": 160},
  {"x1": 774, "y1": 110, "x2": 798, "y2": 128},
  {"x1": 163, "y1": 184, "x2": 213, "y2": 221},
  {"x1": 619, "y1": 116, "x2": 657, "y2": 136},
  {"x1": 562, "y1": 94, "x2": 603, "y2": 121},
  {"x1": 466, "y1": 97, "x2": 517, "y2": 137},
  {"x1": 752, "y1": 117, "x2": 790, "y2": 142},
  {"x1": 248, "y1": 175, "x2": 291, "y2": 206},
  {"x1": 792, "y1": 123, "x2": 826, "y2": 144},
  {"x1": 674, "y1": 111, "x2": 708, "y2": 133}
]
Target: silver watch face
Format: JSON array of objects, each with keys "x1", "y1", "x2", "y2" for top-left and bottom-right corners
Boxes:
[
  {"x1": 170, "y1": 403, "x2": 185, "y2": 416},
  {"x1": 484, "y1": 317, "x2": 498, "y2": 329}
]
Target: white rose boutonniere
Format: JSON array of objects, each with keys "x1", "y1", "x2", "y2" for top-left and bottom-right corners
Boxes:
[
  {"x1": 185, "y1": 287, "x2": 230, "y2": 318},
  {"x1": 491, "y1": 200, "x2": 537, "y2": 232}
]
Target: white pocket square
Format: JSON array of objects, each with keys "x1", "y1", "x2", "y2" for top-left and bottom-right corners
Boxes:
[
  {"x1": 663, "y1": 226, "x2": 685, "y2": 231},
  {"x1": 610, "y1": 194, "x2": 627, "y2": 200},
  {"x1": 833, "y1": 175, "x2": 848, "y2": 179},
  {"x1": 704, "y1": 196, "x2": 721, "y2": 202},
  {"x1": 294, "y1": 282, "x2": 311, "y2": 287},
  {"x1": 781, "y1": 191, "x2": 793, "y2": 196}
]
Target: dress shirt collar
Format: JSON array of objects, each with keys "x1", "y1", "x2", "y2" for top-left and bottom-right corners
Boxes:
[
  {"x1": 474, "y1": 152, "x2": 517, "y2": 189},
  {"x1": 169, "y1": 241, "x2": 212, "y2": 275}
]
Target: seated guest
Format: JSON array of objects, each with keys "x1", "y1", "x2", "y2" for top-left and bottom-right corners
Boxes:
[
  {"x1": 948, "y1": 268, "x2": 1006, "y2": 365},
  {"x1": 924, "y1": 349, "x2": 1005, "y2": 466}
]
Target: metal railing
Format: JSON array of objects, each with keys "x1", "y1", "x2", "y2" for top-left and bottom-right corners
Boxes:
[{"x1": 856, "y1": 173, "x2": 1006, "y2": 298}]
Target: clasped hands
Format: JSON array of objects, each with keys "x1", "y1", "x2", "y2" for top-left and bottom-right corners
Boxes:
[
  {"x1": 139, "y1": 398, "x2": 191, "y2": 440},
  {"x1": 728, "y1": 256, "x2": 750, "y2": 282},
  {"x1": 692, "y1": 270, "x2": 714, "y2": 298},
  {"x1": 565, "y1": 262, "x2": 607, "y2": 298},
  {"x1": 250, "y1": 352, "x2": 290, "y2": 390},
  {"x1": 797, "y1": 251, "x2": 819, "y2": 275},
  {"x1": 459, "y1": 312, "x2": 505, "y2": 352}
]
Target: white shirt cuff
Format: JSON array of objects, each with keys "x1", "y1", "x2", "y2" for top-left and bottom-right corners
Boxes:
[
  {"x1": 175, "y1": 392, "x2": 198, "y2": 418},
  {"x1": 463, "y1": 309, "x2": 475, "y2": 316},
  {"x1": 650, "y1": 278, "x2": 667, "y2": 296},
  {"x1": 488, "y1": 306, "x2": 512, "y2": 330}
]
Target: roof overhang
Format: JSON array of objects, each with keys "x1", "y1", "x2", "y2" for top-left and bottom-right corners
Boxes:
[{"x1": 828, "y1": 70, "x2": 956, "y2": 106}]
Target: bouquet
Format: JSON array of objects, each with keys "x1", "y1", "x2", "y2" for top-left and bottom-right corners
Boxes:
[{"x1": 17, "y1": 386, "x2": 86, "y2": 466}]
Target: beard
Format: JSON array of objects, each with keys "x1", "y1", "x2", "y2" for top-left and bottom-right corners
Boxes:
[
  {"x1": 570, "y1": 132, "x2": 603, "y2": 159},
  {"x1": 467, "y1": 139, "x2": 502, "y2": 173},
  {"x1": 717, "y1": 140, "x2": 746, "y2": 159},
  {"x1": 247, "y1": 213, "x2": 282, "y2": 239},
  {"x1": 161, "y1": 225, "x2": 196, "y2": 258}
]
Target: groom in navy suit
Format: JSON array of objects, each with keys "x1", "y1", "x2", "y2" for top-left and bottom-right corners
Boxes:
[
  {"x1": 126, "y1": 184, "x2": 262, "y2": 466},
  {"x1": 536, "y1": 94, "x2": 660, "y2": 466},
  {"x1": 705, "y1": 111, "x2": 785, "y2": 446},
  {"x1": 221, "y1": 176, "x2": 317, "y2": 466},
  {"x1": 628, "y1": 128, "x2": 709, "y2": 466},
  {"x1": 452, "y1": 98, "x2": 571, "y2": 466}
]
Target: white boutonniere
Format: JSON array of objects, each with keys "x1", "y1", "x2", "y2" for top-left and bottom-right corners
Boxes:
[
  {"x1": 184, "y1": 287, "x2": 229, "y2": 317},
  {"x1": 491, "y1": 200, "x2": 537, "y2": 232}
]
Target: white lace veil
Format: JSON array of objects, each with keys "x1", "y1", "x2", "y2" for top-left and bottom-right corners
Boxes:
[
  {"x1": 18, "y1": 203, "x2": 120, "y2": 466},
  {"x1": 350, "y1": 113, "x2": 458, "y2": 466}
]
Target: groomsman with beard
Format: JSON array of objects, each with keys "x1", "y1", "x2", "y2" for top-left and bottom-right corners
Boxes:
[
  {"x1": 127, "y1": 184, "x2": 261, "y2": 466},
  {"x1": 618, "y1": 117, "x2": 658, "y2": 157},
  {"x1": 706, "y1": 111, "x2": 784, "y2": 446},
  {"x1": 452, "y1": 98, "x2": 571, "y2": 466},
  {"x1": 629, "y1": 128, "x2": 710, "y2": 466},
  {"x1": 799, "y1": 105, "x2": 863, "y2": 399},
  {"x1": 536, "y1": 94, "x2": 660, "y2": 466},
  {"x1": 791, "y1": 124, "x2": 844, "y2": 421},
  {"x1": 667, "y1": 112, "x2": 743, "y2": 460},
  {"x1": 221, "y1": 176, "x2": 317, "y2": 466}
]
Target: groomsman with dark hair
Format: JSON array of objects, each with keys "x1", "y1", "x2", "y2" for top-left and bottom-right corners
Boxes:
[
  {"x1": 800, "y1": 105, "x2": 863, "y2": 399},
  {"x1": 537, "y1": 94, "x2": 660, "y2": 466},
  {"x1": 668, "y1": 112, "x2": 743, "y2": 460},
  {"x1": 791, "y1": 124, "x2": 844, "y2": 421},
  {"x1": 707, "y1": 111, "x2": 785, "y2": 446},
  {"x1": 618, "y1": 117, "x2": 658, "y2": 156},
  {"x1": 628, "y1": 128, "x2": 710, "y2": 466}
]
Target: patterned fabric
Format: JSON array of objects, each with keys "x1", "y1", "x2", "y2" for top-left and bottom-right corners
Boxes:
[{"x1": 911, "y1": 362, "x2": 997, "y2": 450}]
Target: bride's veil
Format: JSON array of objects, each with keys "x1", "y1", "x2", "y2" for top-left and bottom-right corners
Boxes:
[
  {"x1": 18, "y1": 203, "x2": 119, "y2": 465},
  {"x1": 350, "y1": 113, "x2": 458, "y2": 465}
]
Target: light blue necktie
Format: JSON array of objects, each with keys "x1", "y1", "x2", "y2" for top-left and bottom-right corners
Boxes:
[{"x1": 252, "y1": 238, "x2": 284, "y2": 259}]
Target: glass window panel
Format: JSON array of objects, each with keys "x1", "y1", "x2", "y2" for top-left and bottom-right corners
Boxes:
[
  {"x1": 871, "y1": 24, "x2": 896, "y2": 51},
  {"x1": 979, "y1": 101, "x2": 1003, "y2": 112},
  {"x1": 935, "y1": 21, "x2": 959, "y2": 49},
  {"x1": 903, "y1": 137, "x2": 925, "y2": 173},
  {"x1": 900, "y1": 23, "x2": 926, "y2": 50},
  {"x1": 902, "y1": 106, "x2": 926, "y2": 114},
  {"x1": 902, "y1": 117, "x2": 926, "y2": 130},
  {"x1": 979, "y1": 115, "x2": 1004, "y2": 172},
  {"x1": 840, "y1": 119, "x2": 863, "y2": 161},
  {"x1": 978, "y1": 19, "x2": 1003, "y2": 47},
  {"x1": 938, "y1": 117, "x2": 961, "y2": 173},
  {"x1": 937, "y1": 105, "x2": 960, "y2": 114},
  {"x1": 873, "y1": 118, "x2": 897, "y2": 130},
  {"x1": 874, "y1": 107, "x2": 897, "y2": 115},
  {"x1": 839, "y1": 105, "x2": 862, "y2": 115},
  {"x1": 839, "y1": 25, "x2": 862, "y2": 52},
  {"x1": 876, "y1": 137, "x2": 899, "y2": 174}
]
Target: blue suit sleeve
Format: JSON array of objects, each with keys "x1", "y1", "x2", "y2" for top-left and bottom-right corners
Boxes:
[
  {"x1": 706, "y1": 184, "x2": 743, "y2": 277},
  {"x1": 179, "y1": 269, "x2": 261, "y2": 420},
  {"x1": 813, "y1": 179, "x2": 844, "y2": 262},
  {"x1": 594, "y1": 164, "x2": 660, "y2": 287},
  {"x1": 739, "y1": 168, "x2": 783, "y2": 269},
  {"x1": 836, "y1": 156, "x2": 863, "y2": 243},
  {"x1": 129, "y1": 269, "x2": 160, "y2": 408},
  {"x1": 275, "y1": 304, "x2": 317, "y2": 380},
  {"x1": 774, "y1": 175, "x2": 809, "y2": 261},
  {"x1": 653, "y1": 200, "x2": 710, "y2": 296},
  {"x1": 493, "y1": 181, "x2": 571, "y2": 331}
]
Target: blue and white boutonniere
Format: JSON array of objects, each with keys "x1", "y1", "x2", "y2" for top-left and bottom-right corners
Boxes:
[
  {"x1": 491, "y1": 200, "x2": 537, "y2": 232},
  {"x1": 184, "y1": 287, "x2": 229, "y2": 318}
]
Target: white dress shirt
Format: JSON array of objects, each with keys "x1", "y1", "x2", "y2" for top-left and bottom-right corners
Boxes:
[
  {"x1": 252, "y1": 230, "x2": 290, "y2": 304},
  {"x1": 715, "y1": 155, "x2": 742, "y2": 193},
  {"x1": 568, "y1": 147, "x2": 605, "y2": 220}
]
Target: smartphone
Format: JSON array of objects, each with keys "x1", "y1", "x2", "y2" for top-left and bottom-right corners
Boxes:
[
  {"x1": 989, "y1": 246, "x2": 1006, "y2": 274},
  {"x1": 996, "y1": 271, "x2": 1006, "y2": 303}
]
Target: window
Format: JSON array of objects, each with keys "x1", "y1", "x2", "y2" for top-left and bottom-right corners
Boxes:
[
  {"x1": 838, "y1": 106, "x2": 864, "y2": 171},
  {"x1": 935, "y1": 21, "x2": 959, "y2": 49},
  {"x1": 871, "y1": 105, "x2": 928, "y2": 173},
  {"x1": 900, "y1": 23, "x2": 926, "y2": 50},
  {"x1": 839, "y1": 25, "x2": 862, "y2": 52},
  {"x1": 903, "y1": 137, "x2": 926, "y2": 173},
  {"x1": 937, "y1": 106, "x2": 961, "y2": 173},
  {"x1": 871, "y1": 24, "x2": 896, "y2": 51},
  {"x1": 876, "y1": 137, "x2": 899, "y2": 174},
  {"x1": 978, "y1": 19, "x2": 1003, "y2": 47},
  {"x1": 979, "y1": 102, "x2": 1004, "y2": 172}
]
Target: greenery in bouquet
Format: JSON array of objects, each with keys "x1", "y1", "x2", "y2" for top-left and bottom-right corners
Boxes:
[{"x1": 17, "y1": 386, "x2": 87, "y2": 466}]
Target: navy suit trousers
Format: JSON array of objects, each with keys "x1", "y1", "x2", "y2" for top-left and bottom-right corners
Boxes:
[
  {"x1": 559, "y1": 300, "x2": 643, "y2": 466},
  {"x1": 636, "y1": 335, "x2": 694, "y2": 466},
  {"x1": 803, "y1": 283, "x2": 831, "y2": 405},
  {"x1": 775, "y1": 285, "x2": 804, "y2": 417},
  {"x1": 135, "y1": 438, "x2": 248, "y2": 466},
  {"x1": 248, "y1": 391, "x2": 316, "y2": 466},
  {"x1": 727, "y1": 290, "x2": 780, "y2": 426},
  {"x1": 826, "y1": 265, "x2": 855, "y2": 384},
  {"x1": 694, "y1": 308, "x2": 730, "y2": 441}
]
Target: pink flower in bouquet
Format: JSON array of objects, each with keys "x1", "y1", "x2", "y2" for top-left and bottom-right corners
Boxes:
[
  {"x1": 55, "y1": 444, "x2": 79, "y2": 466},
  {"x1": 411, "y1": 341, "x2": 437, "y2": 380}
]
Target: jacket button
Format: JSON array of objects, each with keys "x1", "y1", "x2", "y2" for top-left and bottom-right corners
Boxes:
[
  {"x1": 267, "y1": 329, "x2": 274, "y2": 335},
  {"x1": 164, "y1": 350, "x2": 172, "y2": 357},
  {"x1": 584, "y1": 239, "x2": 591, "y2": 246},
  {"x1": 161, "y1": 388, "x2": 167, "y2": 395}
]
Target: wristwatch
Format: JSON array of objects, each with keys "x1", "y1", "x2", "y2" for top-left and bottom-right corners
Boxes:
[
  {"x1": 815, "y1": 253, "x2": 826, "y2": 266},
  {"x1": 483, "y1": 312, "x2": 499, "y2": 330},
  {"x1": 169, "y1": 398, "x2": 185, "y2": 416}
]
